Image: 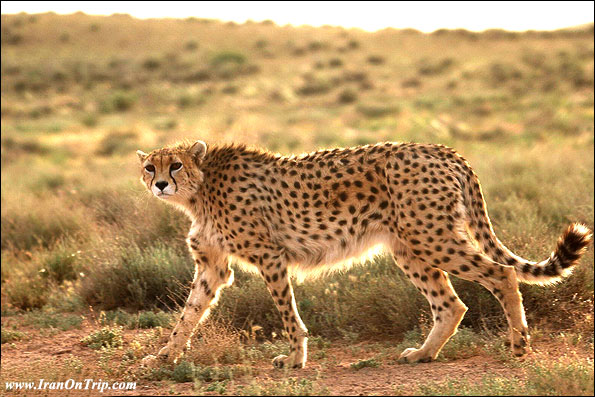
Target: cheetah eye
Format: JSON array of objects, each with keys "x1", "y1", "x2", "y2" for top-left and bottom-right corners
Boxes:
[
  {"x1": 170, "y1": 162, "x2": 183, "y2": 171},
  {"x1": 144, "y1": 164, "x2": 155, "y2": 173}
]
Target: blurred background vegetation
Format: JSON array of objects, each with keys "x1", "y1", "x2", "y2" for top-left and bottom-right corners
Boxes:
[{"x1": 1, "y1": 12, "x2": 593, "y2": 342}]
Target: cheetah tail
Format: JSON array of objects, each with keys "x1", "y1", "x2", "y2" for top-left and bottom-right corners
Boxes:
[
  {"x1": 482, "y1": 222, "x2": 592, "y2": 285},
  {"x1": 462, "y1": 174, "x2": 592, "y2": 284},
  {"x1": 513, "y1": 223, "x2": 592, "y2": 284}
]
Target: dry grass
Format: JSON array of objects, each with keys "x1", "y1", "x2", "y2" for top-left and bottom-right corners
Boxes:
[{"x1": 0, "y1": 12, "x2": 593, "y2": 395}]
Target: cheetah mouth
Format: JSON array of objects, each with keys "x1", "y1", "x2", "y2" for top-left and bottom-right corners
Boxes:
[{"x1": 156, "y1": 192, "x2": 172, "y2": 198}]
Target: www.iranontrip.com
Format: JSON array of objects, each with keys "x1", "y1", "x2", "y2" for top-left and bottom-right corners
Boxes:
[{"x1": 5, "y1": 379, "x2": 137, "y2": 393}]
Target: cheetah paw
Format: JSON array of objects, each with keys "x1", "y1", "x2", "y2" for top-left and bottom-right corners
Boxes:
[
  {"x1": 397, "y1": 348, "x2": 433, "y2": 364},
  {"x1": 272, "y1": 354, "x2": 305, "y2": 369}
]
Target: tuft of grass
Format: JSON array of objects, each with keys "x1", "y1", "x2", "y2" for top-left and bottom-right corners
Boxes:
[
  {"x1": 366, "y1": 55, "x2": 385, "y2": 65},
  {"x1": 350, "y1": 358, "x2": 380, "y2": 370},
  {"x1": 296, "y1": 77, "x2": 332, "y2": 96},
  {"x1": 23, "y1": 311, "x2": 83, "y2": 331},
  {"x1": 172, "y1": 361, "x2": 196, "y2": 383},
  {"x1": 38, "y1": 244, "x2": 80, "y2": 284},
  {"x1": 95, "y1": 130, "x2": 137, "y2": 156},
  {"x1": 79, "y1": 242, "x2": 193, "y2": 310},
  {"x1": 416, "y1": 357, "x2": 594, "y2": 396},
  {"x1": 337, "y1": 88, "x2": 358, "y2": 104},
  {"x1": 237, "y1": 377, "x2": 329, "y2": 396},
  {"x1": 210, "y1": 51, "x2": 246, "y2": 67},
  {"x1": 1, "y1": 328, "x2": 27, "y2": 344},
  {"x1": 417, "y1": 57, "x2": 454, "y2": 75},
  {"x1": 99, "y1": 90, "x2": 137, "y2": 113},
  {"x1": 357, "y1": 103, "x2": 400, "y2": 118},
  {"x1": 81, "y1": 326, "x2": 123, "y2": 350}
]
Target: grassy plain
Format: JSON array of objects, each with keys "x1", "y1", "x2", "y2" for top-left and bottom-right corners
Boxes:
[{"x1": 1, "y1": 12, "x2": 594, "y2": 395}]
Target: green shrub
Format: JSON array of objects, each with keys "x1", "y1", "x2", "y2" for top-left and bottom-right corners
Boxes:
[
  {"x1": 184, "y1": 40, "x2": 199, "y2": 51},
  {"x1": 81, "y1": 113, "x2": 98, "y2": 127},
  {"x1": 487, "y1": 62, "x2": 523, "y2": 85},
  {"x1": 81, "y1": 326, "x2": 123, "y2": 350},
  {"x1": 99, "y1": 90, "x2": 137, "y2": 113},
  {"x1": 135, "y1": 311, "x2": 172, "y2": 328},
  {"x1": 1, "y1": 204, "x2": 86, "y2": 251},
  {"x1": 357, "y1": 103, "x2": 400, "y2": 118},
  {"x1": 350, "y1": 358, "x2": 380, "y2": 370},
  {"x1": 367, "y1": 55, "x2": 385, "y2": 65},
  {"x1": 95, "y1": 130, "x2": 137, "y2": 156},
  {"x1": 23, "y1": 312, "x2": 83, "y2": 331},
  {"x1": 417, "y1": 57, "x2": 454, "y2": 75},
  {"x1": 337, "y1": 88, "x2": 357, "y2": 104},
  {"x1": 3, "y1": 272, "x2": 49, "y2": 310},
  {"x1": 328, "y1": 58, "x2": 344, "y2": 68},
  {"x1": 210, "y1": 51, "x2": 246, "y2": 67},
  {"x1": 142, "y1": 57, "x2": 161, "y2": 71},
  {"x1": 1, "y1": 328, "x2": 26, "y2": 344},
  {"x1": 172, "y1": 361, "x2": 196, "y2": 383},
  {"x1": 296, "y1": 78, "x2": 331, "y2": 96},
  {"x1": 39, "y1": 245, "x2": 79, "y2": 284},
  {"x1": 79, "y1": 243, "x2": 193, "y2": 310}
]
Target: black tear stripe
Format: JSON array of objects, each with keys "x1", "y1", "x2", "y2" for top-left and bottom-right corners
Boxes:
[
  {"x1": 170, "y1": 171, "x2": 178, "y2": 192},
  {"x1": 149, "y1": 173, "x2": 155, "y2": 190}
]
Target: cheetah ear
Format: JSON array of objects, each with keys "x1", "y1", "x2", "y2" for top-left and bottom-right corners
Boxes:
[
  {"x1": 189, "y1": 140, "x2": 207, "y2": 163},
  {"x1": 136, "y1": 150, "x2": 148, "y2": 162}
]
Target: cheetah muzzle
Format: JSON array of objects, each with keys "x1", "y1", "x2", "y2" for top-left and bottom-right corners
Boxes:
[{"x1": 136, "y1": 140, "x2": 592, "y2": 369}]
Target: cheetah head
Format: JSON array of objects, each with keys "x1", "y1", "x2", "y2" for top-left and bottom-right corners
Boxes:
[{"x1": 136, "y1": 140, "x2": 207, "y2": 203}]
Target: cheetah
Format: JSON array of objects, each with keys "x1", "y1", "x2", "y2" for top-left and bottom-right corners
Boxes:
[{"x1": 137, "y1": 140, "x2": 592, "y2": 369}]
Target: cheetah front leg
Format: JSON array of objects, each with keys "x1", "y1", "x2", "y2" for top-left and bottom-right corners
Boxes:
[
  {"x1": 261, "y1": 263, "x2": 308, "y2": 369},
  {"x1": 142, "y1": 246, "x2": 233, "y2": 366}
]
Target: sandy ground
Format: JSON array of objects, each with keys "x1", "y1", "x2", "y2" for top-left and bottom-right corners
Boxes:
[{"x1": 1, "y1": 318, "x2": 592, "y2": 396}]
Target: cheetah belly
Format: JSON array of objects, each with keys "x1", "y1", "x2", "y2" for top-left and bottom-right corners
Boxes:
[{"x1": 290, "y1": 229, "x2": 392, "y2": 278}]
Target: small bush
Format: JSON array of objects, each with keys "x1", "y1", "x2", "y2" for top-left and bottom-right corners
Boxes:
[
  {"x1": 184, "y1": 40, "x2": 199, "y2": 51},
  {"x1": 135, "y1": 311, "x2": 172, "y2": 329},
  {"x1": 4, "y1": 275, "x2": 49, "y2": 310},
  {"x1": 79, "y1": 243, "x2": 193, "y2": 310},
  {"x1": 154, "y1": 118, "x2": 178, "y2": 131},
  {"x1": 351, "y1": 358, "x2": 380, "y2": 370},
  {"x1": 347, "y1": 39, "x2": 360, "y2": 49},
  {"x1": 308, "y1": 40, "x2": 326, "y2": 52},
  {"x1": 329, "y1": 58, "x2": 344, "y2": 68},
  {"x1": 39, "y1": 245, "x2": 79, "y2": 284},
  {"x1": 99, "y1": 90, "x2": 137, "y2": 113},
  {"x1": 254, "y1": 39, "x2": 268, "y2": 49},
  {"x1": 487, "y1": 62, "x2": 523, "y2": 85},
  {"x1": 296, "y1": 77, "x2": 331, "y2": 96},
  {"x1": 23, "y1": 312, "x2": 83, "y2": 331},
  {"x1": 172, "y1": 361, "x2": 196, "y2": 383},
  {"x1": 367, "y1": 55, "x2": 385, "y2": 65},
  {"x1": 417, "y1": 57, "x2": 454, "y2": 75},
  {"x1": 142, "y1": 57, "x2": 161, "y2": 71},
  {"x1": 402, "y1": 77, "x2": 422, "y2": 88},
  {"x1": 210, "y1": 51, "x2": 246, "y2": 67},
  {"x1": 337, "y1": 88, "x2": 357, "y2": 104},
  {"x1": 95, "y1": 130, "x2": 137, "y2": 156},
  {"x1": 81, "y1": 113, "x2": 98, "y2": 127},
  {"x1": 357, "y1": 103, "x2": 400, "y2": 118},
  {"x1": 81, "y1": 326, "x2": 123, "y2": 350},
  {"x1": 1, "y1": 329, "x2": 26, "y2": 344}
]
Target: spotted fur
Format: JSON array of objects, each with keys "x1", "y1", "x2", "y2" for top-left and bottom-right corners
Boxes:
[{"x1": 137, "y1": 140, "x2": 592, "y2": 368}]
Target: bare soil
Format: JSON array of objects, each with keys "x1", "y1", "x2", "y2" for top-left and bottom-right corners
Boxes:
[{"x1": 2, "y1": 316, "x2": 593, "y2": 396}]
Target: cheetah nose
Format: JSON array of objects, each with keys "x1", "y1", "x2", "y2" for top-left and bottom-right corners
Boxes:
[{"x1": 155, "y1": 181, "x2": 168, "y2": 191}]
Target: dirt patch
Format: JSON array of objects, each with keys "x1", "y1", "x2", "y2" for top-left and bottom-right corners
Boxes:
[{"x1": 1, "y1": 317, "x2": 593, "y2": 396}]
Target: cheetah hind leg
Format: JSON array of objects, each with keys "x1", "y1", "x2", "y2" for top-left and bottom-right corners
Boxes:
[{"x1": 392, "y1": 253, "x2": 468, "y2": 363}]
